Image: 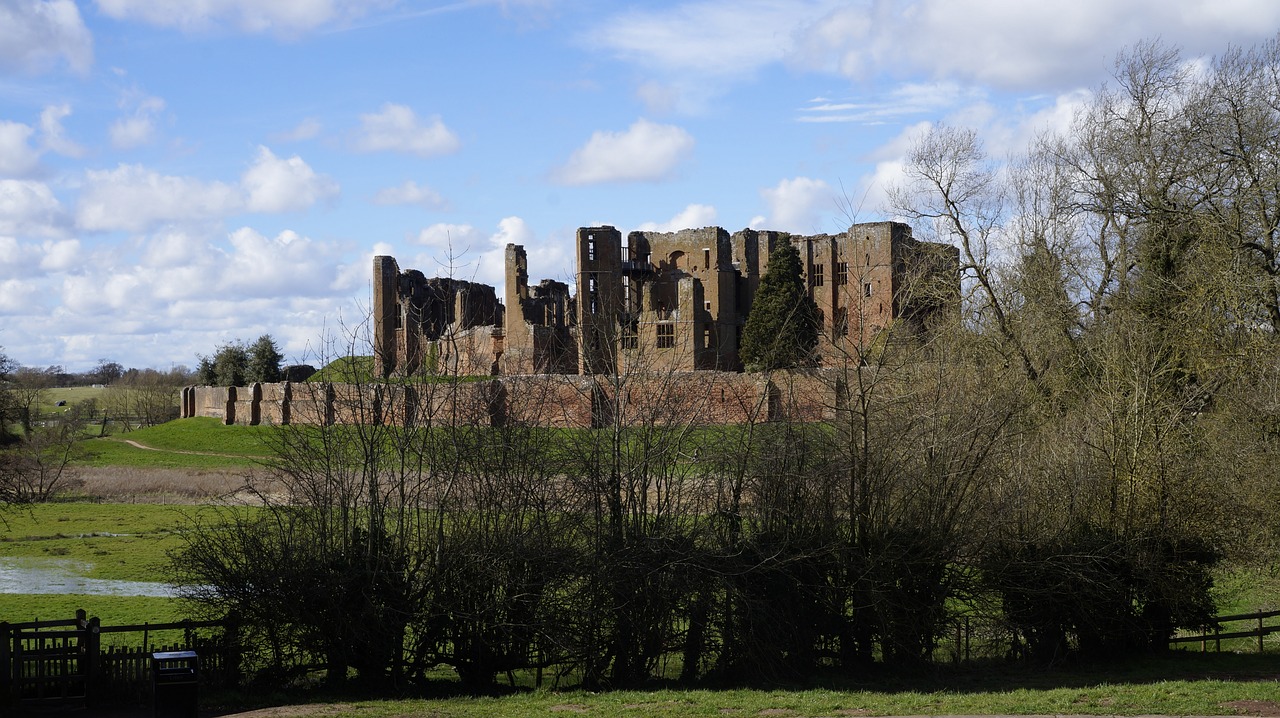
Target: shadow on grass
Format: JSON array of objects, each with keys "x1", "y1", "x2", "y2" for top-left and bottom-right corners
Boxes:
[{"x1": 178, "y1": 650, "x2": 1280, "y2": 717}]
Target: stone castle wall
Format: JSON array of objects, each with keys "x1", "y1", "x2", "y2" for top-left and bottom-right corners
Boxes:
[{"x1": 182, "y1": 370, "x2": 842, "y2": 430}]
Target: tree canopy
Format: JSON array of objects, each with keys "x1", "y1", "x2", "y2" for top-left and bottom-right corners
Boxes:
[
  {"x1": 739, "y1": 241, "x2": 820, "y2": 370},
  {"x1": 197, "y1": 335, "x2": 283, "y2": 386}
]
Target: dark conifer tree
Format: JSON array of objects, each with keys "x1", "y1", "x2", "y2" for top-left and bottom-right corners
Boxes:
[{"x1": 740, "y1": 241, "x2": 820, "y2": 370}]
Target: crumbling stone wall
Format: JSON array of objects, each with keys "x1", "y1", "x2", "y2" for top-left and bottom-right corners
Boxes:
[
  {"x1": 373, "y1": 255, "x2": 504, "y2": 377},
  {"x1": 373, "y1": 221, "x2": 956, "y2": 380},
  {"x1": 188, "y1": 370, "x2": 839, "y2": 430}
]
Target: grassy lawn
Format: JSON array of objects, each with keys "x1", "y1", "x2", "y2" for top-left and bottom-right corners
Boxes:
[
  {"x1": 0, "y1": 502, "x2": 205, "y2": 582},
  {"x1": 38, "y1": 385, "x2": 108, "y2": 415},
  {"x1": 199, "y1": 653, "x2": 1280, "y2": 716},
  {"x1": 76, "y1": 416, "x2": 275, "y2": 470}
]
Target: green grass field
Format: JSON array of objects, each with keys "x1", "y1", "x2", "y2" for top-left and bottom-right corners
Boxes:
[{"x1": 75, "y1": 416, "x2": 275, "y2": 469}]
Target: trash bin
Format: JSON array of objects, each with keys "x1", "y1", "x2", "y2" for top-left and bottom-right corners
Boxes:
[{"x1": 151, "y1": 650, "x2": 199, "y2": 718}]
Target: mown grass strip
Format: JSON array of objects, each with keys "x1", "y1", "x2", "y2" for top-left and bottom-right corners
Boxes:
[{"x1": 203, "y1": 669, "x2": 1280, "y2": 717}]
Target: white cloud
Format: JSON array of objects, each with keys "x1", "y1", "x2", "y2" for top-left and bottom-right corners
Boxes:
[
  {"x1": 757, "y1": 177, "x2": 833, "y2": 233},
  {"x1": 637, "y1": 204, "x2": 718, "y2": 232},
  {"x1": 413, "y1": 223, "x2": 484, "y2": 250},
  {"x1": 0, "y1": 0, "x2": 92, "y2": 74},
  {"x1": 0, "y1": 180, "x2": 69, "y2": 237},
  {"x1": 0, "y1": 121, "x2": 41, "y2": 177},
  {"x1": 39, "y1": 238, "x2": 80, "y2": 271},
  {"x1": 373, "y1": 180, "x2": 448, "y2": 210},
  {"x1": 109, "y1": 93, "x2": 166, "y2": 149},
  {"x1": 595, "y1": 1, "x2": 836, "y2": 79},
  {"x1": 592, "y1": 0, "x2": 844, "y2": 112},
  {"x1": 241, "y1": 146, "x2": 339, "y2": 213},
  {"x1": 274, "y1": 118, "x2": 323, "y2": 142},
  {"x1": 76, "y1": 164, "x2": 241, "y2": 232},
  {"x1": 794, "y1": 0, "x2": 1280, "y2": 91},
  {"x1": 39, "y1": 104, "x2": 85, "y2": 157},
  {"x1": 0, "y1": 236, "x2": 40, "y2": 278},
  {"x1": 553, "y1": 119, "x2": 694, "y2": 186},
  {"x1": 93, "y1": 0, "x2": 393, "y2": 36},
  {"x1": 797, "y1": 83, "x2": 988, "y2": 125},
  {"x1": 408, "y1": 217, "x2": 557, "y2": 295},
  {"x1": 220, "y1": 227, "x2": 339, "y2": 297},
  {"x1": 354, "y1": 103, "x2": 460, "y2": 158}
]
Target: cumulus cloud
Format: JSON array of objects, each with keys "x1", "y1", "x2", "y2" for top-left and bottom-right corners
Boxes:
[
  {"x1": 39, "y1": 104, "x2": 85, "y2": 157},
  {"x1": 373, "y1": 180, "x2": 448, "y2": 210},
  {"x1": 755, "y1": 177, "x2": 834, "y2": 233},
  {"x1": 413, "y1": 223, "x2": 484, "y2": 251},
  {"x1": 637, "y1": 204, "x2": 718, "y2": 232},
  {"x1": 76, "y1": 164, "x2": 241, "y2": 232},
  {"x1": 553, "y1": 119, "x2": 694, "y2": 186},
  {"x1": 0, "y1": 122, "x2": 41, "y2": 178},
  {"x1": 93, "y1": 0, "x2": 393, "y2": 36},
  {"x1": 0, "y1": 180, "x2": 69, "y2": 237},
  {"x1": 221, "y1": 227, "x2": 340, "y2": 297},
  {"x1": 408, "y1": 216, "x2": 560, "y2": 295},
  {"x1": 109, "y1": 93, "x2": 166, "y2": 149},
  {"x1": 0, "y1": 0, "x2": 93, "y2": 74},
  {"x1": 354, "y1": 103, "x2": 460, "y2": 158},
  {"x1": 241, "y1": 146, "x2": 339, "y2": 213}
]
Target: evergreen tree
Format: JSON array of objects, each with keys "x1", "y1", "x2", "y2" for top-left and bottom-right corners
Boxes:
[
  {"x1": 247, "y1": 335, "x2": 284, "y2": 383},
  {"x1": 740, "y1": 241, "x2": 820, "y2": 370}
]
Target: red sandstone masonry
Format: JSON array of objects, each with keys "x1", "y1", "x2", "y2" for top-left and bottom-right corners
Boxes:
[{"x1": 187, "y1": 370, "x2": 842, "y2": 429}]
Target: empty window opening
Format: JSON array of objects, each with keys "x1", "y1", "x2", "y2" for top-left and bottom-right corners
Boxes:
[
  {"x1": 837, "y1": 262, "x2": 848, "y2": 286},
  {"x1": 812, "y1": 263, "x2": 824, "y2": 287},
  {"x1": 704, "y1": 300, "x2": 711, "y2": 311},
  {"x1": 865, "y1": 252, "x2": 870, "y2": 265},
  {"x1": 863, "y1": 283, "x2": 873, "y2": 298},
  {"x1": 587, "y1": 239, "x2": 596, "y2": 261},
  {"x1": 657, "y1": 323, "x2": 675, "y2": 349},
  {"x1": 704, "y1": 248, "x2": 711, "y2": 269}
]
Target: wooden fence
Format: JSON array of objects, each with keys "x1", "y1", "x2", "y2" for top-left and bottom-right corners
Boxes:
[
  {"x1": 0, "y1": 609, "x2": 238, "y2": 711},
  {"x1": 1169, "y1": 609, "x2": 1280, "y2": 653}
]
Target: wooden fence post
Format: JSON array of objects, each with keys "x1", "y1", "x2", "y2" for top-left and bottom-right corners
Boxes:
[
  {"x1": 85, "y1": 617, "x2": 101, "y2": 707},
  {"x1": 1259, "y1": 613, "x2": 1265, "y2": 653}
]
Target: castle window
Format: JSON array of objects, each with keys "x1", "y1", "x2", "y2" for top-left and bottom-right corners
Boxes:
[
  {"x1": 865, "y1": 252, "x2": 870, "y2": 265},
  {"x1": 864, "y1": 282, "x2": 873, "y2": 298},
  {"x1": 587, "y1": 239, "x2": 596, "y2": 261},
  {"x1": 837, "y1": 262, "x2": 848, "y2": 286},
  {"x1": 703, "y1": 328, "x2": 711, "y2": 347},
  {"x1": 704, "y1": 300, "x2": 711, "y2": 311},
  {"x1": 657, "y1": 323, "x2": 675, "y2": 349},
  {"x1": 812, "y1": 263, "x2": 824, "y2": 287},
  {"x1": 704, "y1": 248, "x2": 711, "y2": 269}
]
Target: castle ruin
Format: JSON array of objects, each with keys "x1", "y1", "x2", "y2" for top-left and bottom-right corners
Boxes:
[{"x1": 373, "y1": 222, "x2": 959, "y2": 377}]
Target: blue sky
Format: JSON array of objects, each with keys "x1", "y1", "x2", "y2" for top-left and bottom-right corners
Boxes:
[{"x1": 2, "y1": 0, "x2": 1278, "y2": 372}]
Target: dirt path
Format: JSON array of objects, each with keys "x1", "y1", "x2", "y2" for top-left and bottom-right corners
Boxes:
[{"x1": 116, "y1": 438, "x2": 247, "y2": 459}]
